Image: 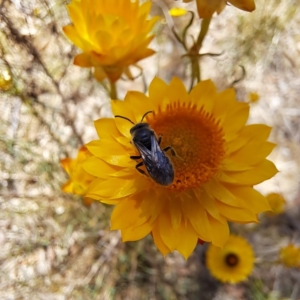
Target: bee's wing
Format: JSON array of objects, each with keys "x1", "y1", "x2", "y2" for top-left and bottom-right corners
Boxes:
[
  {"x1": 134, "y1": 138, "x2": 156, "y2": 164},
  {"x1": 134, "y1": 134, "x2": 174, "y2": 186}
]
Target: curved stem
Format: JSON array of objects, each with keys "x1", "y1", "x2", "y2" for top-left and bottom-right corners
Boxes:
[{"x1": 109, "y1": 81, "x2": 118, "y2": 100}]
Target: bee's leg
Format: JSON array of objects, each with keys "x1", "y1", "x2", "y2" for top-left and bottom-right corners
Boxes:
[
  {"x1": 163, "y1": 146, "x2": 176, "y2": 157},
  {"x1": 163, "y1": 146, "x2": 184, "y2": 160},
  {"x1": 130, "y1": 155, "x2": 141, "y2": 160},
  {"x1": 135, "y1": 161, "x2": 148, "y2": 176},
  {"x1": 157, "y1": 135, "x2": 162, "y2": 145}
]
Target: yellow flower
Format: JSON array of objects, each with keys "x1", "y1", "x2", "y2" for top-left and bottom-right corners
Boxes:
[
  {"x1": 266, "y1": 193, "x2": 286, "y2": 216},
  {"x1": 0, "y1": 69, "x2": 12, "y2": 91},
  {"x1": 63, "y1": 0, "x2": 159, "y2": 83},
  {"x1": 61, "y1": 146, "x2": 95, "y2": 206},
  {"x1": 169, "y1": 7, "x2": 188, "y2": 17},
  {"x1": 248, "y1": 92, "x2": 260, "y2": 104},
  {"x1": 206, "y1": 234, "x2": 254, "y2": 283},
  {"x1": 83, "y1": 77, "x2": 277, "y2": 258},
  {"x1": 183, "y1": 0, "x2": 256, "y2": 18},
  {"x1": 280, "y1": 244, "x2": 300, "y2": 268}
]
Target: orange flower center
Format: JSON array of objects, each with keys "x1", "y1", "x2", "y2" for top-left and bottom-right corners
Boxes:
[{"x1": 148, "y1": 101, "x2": 225, "y2": 192}]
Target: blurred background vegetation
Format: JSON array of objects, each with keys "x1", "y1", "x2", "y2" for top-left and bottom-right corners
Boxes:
[{"x1": 1, "y1": 0, "x2": 300, "y2": 299}]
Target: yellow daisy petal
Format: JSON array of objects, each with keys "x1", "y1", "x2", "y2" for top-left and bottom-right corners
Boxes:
[
  {"x1": 181, "y1": 196, "x2": 212, "y2": 241},
  {"x1": 84, "y1": 77, "x2": 277, "y2": 258},
  {"x1": 211, "y1": 89, "x2": 237, "y2": 122},
  {"x1": 148, "y1": 77, "x2": 170, "y2": 107},
  {"x1": 61, "y1": 180, "x2": 74, "y2": 193},
  {"x1": 189, "y1": 79, "x2": 217, "y2": 113},
  {"x1": 73, "y1": 53, "x2": 93, "y2": 67},
  {"x1": 86, "y1": 139, "x2": 128, "y2": 158},
  {"x1": 111, "y1": 99, "x2": 137, "y2": 123},
  {"x1": 60, "y1": 158, "x2": 72, "y2": 174},
  {"x1": 158, "y1": 212, "x2": 198, "y2": 259},
  {"x1": 226, "y1": 184, "x2": 270, "y2": 213},
  {"x1": 111, "y1": 198, "x2": 149, "y2": 230},
  {"x1": 139, "y1": 190, "x2": 166, "y2": 224},
  {"x1": 81, "y1": 156, "x2": 120, "y2": 178},
  {"x1": 194, "y1": 188, "x2": 222, "y2": 221},
  {"x1": 228, "y1": 141, "x2": 276, "y2": 165},
  {"x1": 226, "y1": 124, "x2": 272, "y2": 153},
  {"x1": 152, "y1": 226, "x2": 171, "y2": 256},
  {"x1": 86, "y1": 176, "x2": 149, "y2": 200},
  {"x1": 122, "y1": 222, "x2": 152, "y2": 241},
  {"x1": 223, "y1": 160, "x2": 278, "y2": 185},
  {"x1": 204, "y1": 179, "x2": 239, "y2": 207},
  {"x1": 222, "y1": 103, "x2": 249, "y2": 140},
  {"x1": 114, "y1": 118, "x2": 134, "y2": 139},
  {"x1": 217, "y1": 201, "x2": 258, "y2": 223},
  {"x1": 207, "y1": 214, "x2": 229, "y2": 247},
  {"x1": 165, "y1": 77, "x2": 190, "y2": 105},
  {"x1": 123, "y1": 91, "x2": 154, "y2": 122},
  {"x1": 94, "y1": 118, "x2": 120, "y2": 139},
  {"x1": 62, "y1": 25, "x2": 86, "y2": 50}
]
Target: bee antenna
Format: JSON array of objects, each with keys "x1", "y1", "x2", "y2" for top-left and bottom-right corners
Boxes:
[
  {"x1": 115, "y1": 115, "x2": 135, "y2": 125},
  {"x1": 141, "y1": 111, "x2": 153, "y2": 122}
]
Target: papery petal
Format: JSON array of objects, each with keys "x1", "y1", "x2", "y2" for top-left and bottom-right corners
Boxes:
[
  {"x1": 208, "y1": 214, "x2": 230, "y2": 247},
  {"x1": 217, "y1": 201, "x2": 258, "y2": 223},
  {"x1": 158, "y1": 212, "x2": 198, "y2": 259},
  {"x1": 152, "y1": 226, "x2": 171, "y2": 256},
  {"x1": 223, "y1": 160, "x2": 278, "y2": 185}
]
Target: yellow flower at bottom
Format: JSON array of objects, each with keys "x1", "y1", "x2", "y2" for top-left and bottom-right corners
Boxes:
[
  {"x1": 183, "y1": 0, "x2": 255, "y2": 18},
  {"x1": 280, "y1": 244, "x2": 300, "y2": 268},
  {"x1": 61, "y1": 146, "x2": 95, "y2": 206},
  {"x1": 83, "y1": 77, "x2": 277, "y2": 258},
  {"x1": 206, "y1": 234, "x2": 255, "y2": 283},
  {"x1": 63, "y1": 0, "x2": 159, "y2": 82}
]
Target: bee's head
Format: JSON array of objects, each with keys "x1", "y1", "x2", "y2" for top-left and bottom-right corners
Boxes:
[
  {"x1": 115, "y1": 111, "x2": 153, "y2": 138},
  {"x1": 130, "y1": 122, "x2": 151, "y2": 135}
]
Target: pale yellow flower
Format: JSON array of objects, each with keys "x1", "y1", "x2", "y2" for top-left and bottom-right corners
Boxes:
[
  {"x1": 61, "y1": 146, "x2": 95, "y2": 206},
  {"x1": 63, "y1": 0, "x2": 159, "y2": 82}
]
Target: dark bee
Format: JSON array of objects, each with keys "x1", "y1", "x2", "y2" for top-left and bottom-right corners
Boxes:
[{"x1": 115, "y1": 111, "x2": 175, "y2": 186}]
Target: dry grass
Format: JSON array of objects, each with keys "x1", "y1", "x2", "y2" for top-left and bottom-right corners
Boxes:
[{"x1": 1, "y1": 0, "x2": 300, "y2": 299}]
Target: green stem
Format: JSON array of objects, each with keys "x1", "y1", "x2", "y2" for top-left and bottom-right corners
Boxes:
[
  {"x1": 188, "y1": 17, "x2": 212, "y2": 90},
  {"x1": 195, "y1": 18, "x2": 211, "y2": 53},
  {"x1": 109, "y1": 81, "x2": 118, "y2": 99}
]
